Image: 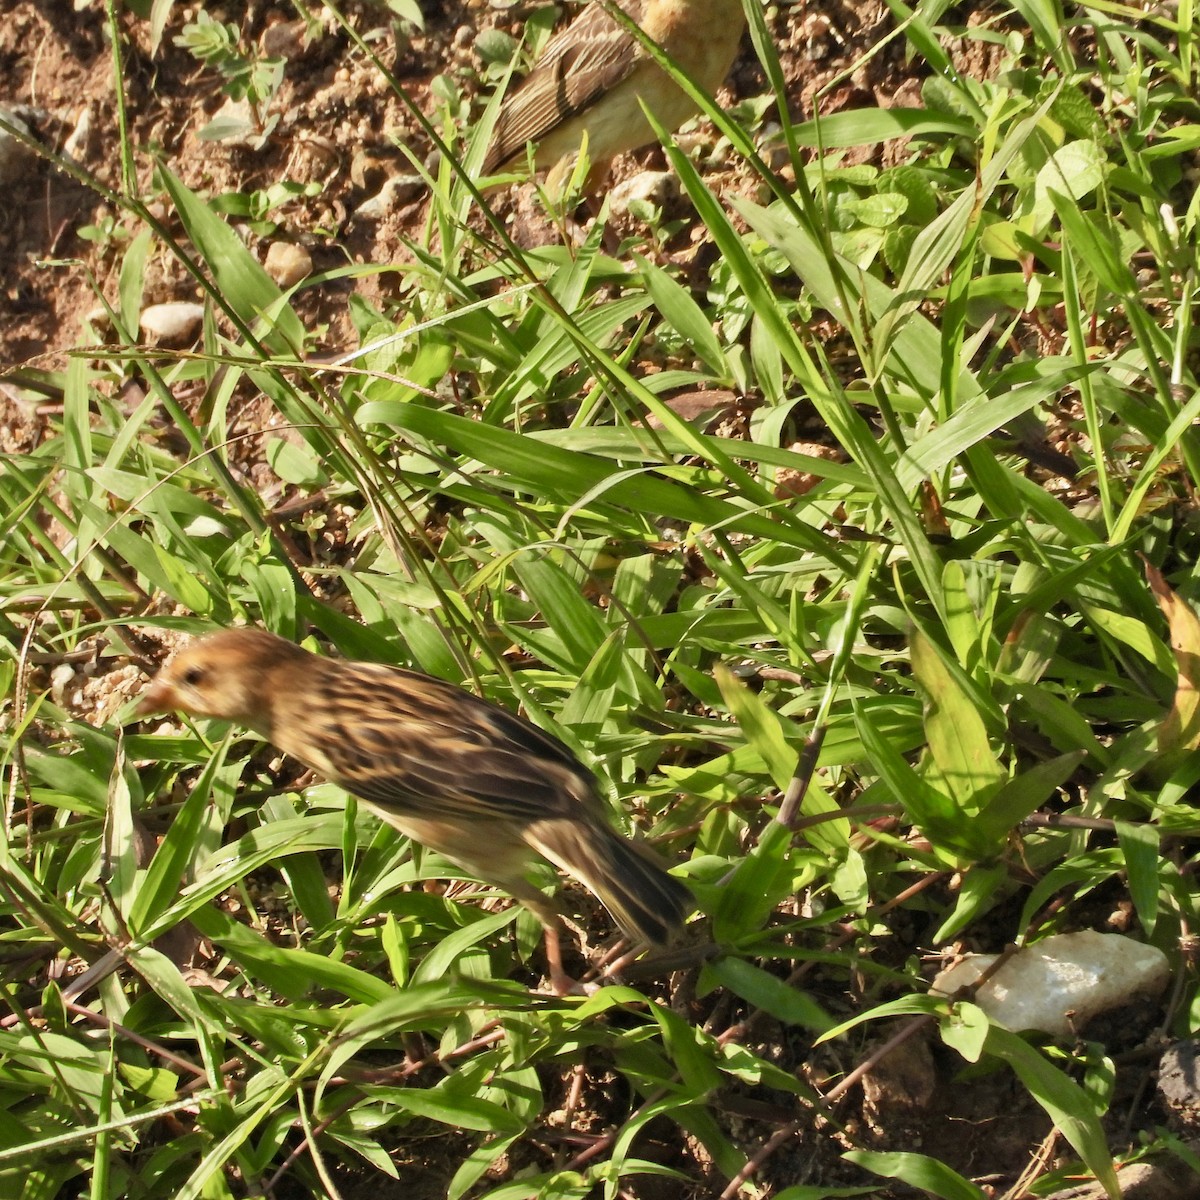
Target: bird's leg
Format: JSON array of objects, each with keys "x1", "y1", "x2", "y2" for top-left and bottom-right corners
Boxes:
[
  {"x1": 543, "y1": 918, "x2": 590, "y2": 997},
  {"x1": 508, "y1": 881, "x2": 592, "y2": 996}
]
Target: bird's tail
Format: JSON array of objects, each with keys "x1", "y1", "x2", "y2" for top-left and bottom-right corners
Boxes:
[{"x1": 527, "y1": 819, "x2": 692, "y2": 945}]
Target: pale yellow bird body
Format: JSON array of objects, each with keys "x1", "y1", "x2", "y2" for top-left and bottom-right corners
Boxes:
[{"x1": 483, "y1": 0, "x2": 746, "y2": 192}]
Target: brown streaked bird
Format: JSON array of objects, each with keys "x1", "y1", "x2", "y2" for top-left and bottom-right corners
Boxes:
[
  {"x1": 136, "y1": 627, "x2": 691, "y2": 994},
  {"x1": 481, "y1": 0, "x2": 746, "y2": 195}
]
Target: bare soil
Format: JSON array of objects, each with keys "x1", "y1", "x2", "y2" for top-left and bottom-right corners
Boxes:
[{"x1": 0, "y1": 1, "x2": 1184, "y2": 1196}]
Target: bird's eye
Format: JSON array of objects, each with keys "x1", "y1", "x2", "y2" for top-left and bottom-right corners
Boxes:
[{"x1": 181, "y1": 666, "x2": 205, "y2": 686}]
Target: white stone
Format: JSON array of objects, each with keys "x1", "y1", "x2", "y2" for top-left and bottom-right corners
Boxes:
[
  {"x1": 49, "y1": 663, "x2": 76, "y2": 706},
  {"x1": 139, "y1": 302, "x2": 205, "y2": 346},
  {"x1": 931, "y1": 931, "x2": 1169, "y2": 1038}
]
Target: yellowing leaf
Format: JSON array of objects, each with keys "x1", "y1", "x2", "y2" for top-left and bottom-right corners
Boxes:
[{"x1": 1145, "y1": 559, "x2": 1200, "y2": 751}]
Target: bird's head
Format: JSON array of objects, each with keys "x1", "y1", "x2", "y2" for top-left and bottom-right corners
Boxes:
[{"x1": 136, "y1": 627, "x2": 301, "y2": 729}]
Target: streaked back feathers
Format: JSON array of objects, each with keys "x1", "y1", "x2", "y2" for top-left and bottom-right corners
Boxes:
[{"x1": 138, "y1": 627, "x2": 691, "y2": 949}]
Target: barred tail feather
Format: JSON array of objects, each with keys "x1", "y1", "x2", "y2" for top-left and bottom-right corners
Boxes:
[{"x1": 528, "y1": 820, "x2": 691, "y2": 944}]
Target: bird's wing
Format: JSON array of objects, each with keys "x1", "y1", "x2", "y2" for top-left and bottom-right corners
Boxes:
[
  {"x1": 296, "y1": 662, "x2": 603, "y2": 826},
  {"x1": 483, "y1": 0, "x2": 651, "y2": 172}
]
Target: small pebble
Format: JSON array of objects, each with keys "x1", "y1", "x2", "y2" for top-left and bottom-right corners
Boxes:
[
  {"x1": 354, "y1": 175, "x2": 424, "y2": 219},
  {"x1": 260, "y1": 19, "x2": 309, "y2": 60},
  {"x1": 140, "y1": 302, "x2": 205, "y2": 346},
  {"x1": 264, "y1": 241, "x2": 312, "y2": 288},
  {"x1": 931, "y1": 931, "x2": 1169, "y2": 1038}
]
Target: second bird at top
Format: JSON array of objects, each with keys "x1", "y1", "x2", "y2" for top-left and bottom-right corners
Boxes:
[{"x1": 482, "y1": 0, "x2": 747, "y2": 195}]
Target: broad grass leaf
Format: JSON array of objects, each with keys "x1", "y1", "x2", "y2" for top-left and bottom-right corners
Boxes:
[
  {"x1": 938, "y1": 1000, "x2": 989, "y2": 1064},
  {"x1": 607, "y1": 1089, "x2": 720, "y2": 1189},
  {"x1": 116, "y1": 1064, "x2": 180, "y2": 1103},
  {"x1": 911, "y1": 629, "x2": 1004, "y2": 812},
  {"x1": 817, "y1": 695, "x2": 925, "y2": 765},
  {"x1": 895, "y1": 368, "x2": 1091, "y2": 492},
  {"x1": 830, "y1": 846, "x2": 868, "y2": 910},
  {"x1": 933, "y1": 863, "x2": 1010, "y2": 943},
  {"x1": 654, "y1": 1105, "x2": 747, "y2": 1183},
  {"x1": 472, "y1": 1170, "x2": 592, "y2": 1199},
  {"x1": 141, "y1": 813, "x2": 345, "y2": 939},
  {"x1": 1140, "y1": 126, "x2": 1200, "y2": 160},
  {"x1": 127, "y1": 737, "x2": 233, "y2": 937},
  {"x1": 1031, "y1": 142, "x2": 1106, "y2": 234},
  {"x1": 817, "y1": 995, "x2": 946, "y2": 1044},
  {"x1": 702, "y1": 958, "x2": 833, "y2": 1033},
  {"x1": 1050, "y1": 192, "x2": 1137, "y2": 295},
  {"x1": 1017, "y1": 849, "x2": 1125, "y2": 935},
  {"x1": 709, "y1": 820, "x2": 795, "y2": 941},
  {"x1": 537, "y1": 426, "x2": 867, "y2": 489},
  {"x1": 999, "y1": 613, "x2": 1063, "y2": 690},
  {"x1": 974, "y1": 752, "x2": 1085, "y2": 847},
  {"x1": 390, "y1": 1089, "x2": 527, "y2": 1135},
  {"x1": 497, "y1": 294, "x2": 649, "y2": 404},
  {"x1": 265, "y1": 438, "x2": 327, "y2": 487},
  {"x1": 700, "y1": 548, "x2": 800, "y2": 659},
  {"x1": 660, "y1": 138, "x2": 821, "y2": 391},
  {"x1": 650, "y1": 1005, "x2": 722, "y2": 1095},
  {"x1": 23, "y1": 747, "x2": 109, "y2": 816},
  {"x1": 319, "y1": 980, "x2": 535, "y2": 1094},
  {"x1": 879, "y1": 97, "x2": 1058, "y2": 357},
  {"x1": 0, "y1": 1159, "x2": 79, "y2": 1200},
  {"x1": 68, "y1": 493, "x2": 225, "y2": 613},
  {"x1": 510, "y1": 554, "x2": 609, "y2": 672},
  {"x1": 128, "y1": 946, "x2": 225, "y2": 1034},
  {"x1": 409, "y1": 907, "x2": 521, "y2": 985},
  {"x1": 357, "y1": 332, "x2": 454, "y2": 407},
  {"x1": 790, "y1": 108, "x2": 974, "y2": 147},
  {"x1": 244, "y1": 554, "x2": 298, "y2": 641},
  {"x1": 482, "y1": 1064, "x2": 544, "y2": 1128},
  {"x1": 448, "y1": 1134, "x2": 521, "y2": 1200},
  {"x1": 844, "y1": 1150, "x2": 986, "y2": 1200},
  {"x1": 717, "y1": 1043, "x2": 815, "y2": 1096},
  {"x1": 941, "y1": 560, "x2": 982, "y2": 672},
  {"x1": 324, "y1": 1126, "x2": 401, "y2": 1179},
  {"x1": 609, "y1": 550, "x2": 682, "y2": 629},
  {"x1": 659, "y1": 743, "x2": 772, "y2": 805},
  {"x1": 359, "y1": 402, "x2": 825, "y2": 554},
  {"x1": 158, "y1": 165, "x2": 305, "y2": 355},
  {"x1": 634, "y1": 253, "x2": 729, "y2": 381},
  {"x1": 118, "y1": 226, "x2": 153, "y2": 335},
  {"x1": 6, "y1": 1031, "x2": 113, "y2": 1113},
  {"x1": 556, "y1": 639, "x2": 624, "y2": 736},
  {"x1": 187, "y1": 905, "x2": 395, "y2": 1003},
  {"x1": 984, "y1": 1027, "x2": 1120, "y2": 1198},
  {"x1": 1080, "y1": 604, "x2": 1173, "y2": 676},
  {"x1": 102, "y1": 732, "x2": 137, "y2": 916},
  {"x1": 1009, "y1": 0, "x2": 1066, "y2": 58},
  {"x1": 854, "y1": 700, "x2": 991, "y2": 862},
  {"x1": 1109, "y1": 387, "x2": 1200, "y2": 546},
  {"x1": 714, "y1": 664, "x2": 797, "y2": 791},
  {"x1": 1115, "y1": 820, "x2": 1161, "y2": 937}
]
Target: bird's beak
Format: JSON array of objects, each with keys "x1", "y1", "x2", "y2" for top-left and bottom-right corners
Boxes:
[{"x1": 135, "y1": 678, "x2": 177, "y2": 718}]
